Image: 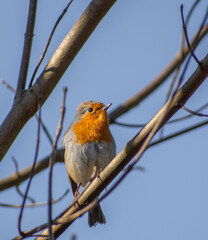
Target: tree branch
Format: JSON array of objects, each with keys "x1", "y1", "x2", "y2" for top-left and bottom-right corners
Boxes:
[
  {"x1": 109, "y1": 24, "x2": 208, "y2": 123},
  {"x1": 0, "y1": 149, "x2": 64, "y2": 192},
  {"x1": 15, "y1": 0, "x2": 37, "y2": 97},
  {"x1": 149, "y1": 120, "x2": 208, "y2": 147},
  {"x1": 29, "y1": 0, "x2": 74, "y2": 87},
  {"x1": 48, "y1": 87, "x2": 67, "y2": 240}
]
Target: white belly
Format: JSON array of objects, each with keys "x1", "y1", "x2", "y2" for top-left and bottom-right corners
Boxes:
[{"x1": 64, "y1": 140, "x2": 116, "y2": 187}]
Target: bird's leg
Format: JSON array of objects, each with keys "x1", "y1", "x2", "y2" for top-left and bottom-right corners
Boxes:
[
  {"x1": 91, "y1": 166, "x2": 104, "y2": 182},
  {"x1": 96, "y1": 168, "x2": 104, "y2": 182},
  {"x1": 74, "y1": 183, "x2": 81, "y2": 198},
  {"x1": 90, "y1": 166, "x2": 97, "y2": 181}
]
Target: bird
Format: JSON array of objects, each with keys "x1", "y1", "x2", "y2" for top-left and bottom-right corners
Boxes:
[{"x1": 62, "y1": 101, "x2": 116, "y2": 227}]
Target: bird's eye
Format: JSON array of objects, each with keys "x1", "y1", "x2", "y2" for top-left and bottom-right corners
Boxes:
[{"x1": 88, "y1": 107, "x2": 93, "y2": 113}]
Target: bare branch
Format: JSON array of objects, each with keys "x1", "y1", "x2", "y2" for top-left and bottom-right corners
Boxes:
[
  {"x1": 37, "y1": 116, "x2": 53, "y2": 145},
  {"x1": 168, "y1": 103, "x2": 208, "y2": 123},
  {"x1": 112, "y1": 103, "x2": 208, "y2": 128},
  {"x1": 1, "y1": 81, "x2": 53, "y2": 145},
  {"x1": 109, "y1": 24, "x2": 208, "y2": 123},
  {"x1": 113, "y1": 121, "x2": 145, "y2": 128},
  {"x1": 149, "y1": 120, "x2": 208, "y2": 147},
  {"x1": 181, "y1": 4, "x2": 202, "y2": 66},
  {"x1": 0, "y1": 149, "x2": 64, "y2": 192},
  {"x1": 181, "y1": 105, "x2": 208, "y2": 117},
  {"x1": 1, "y1": 79, "x2": 16, "y2": 93},
  {"x1": 15, "y1": 0, "x2": 37, "y2": 97},
  {"x1": 11, "y1": 156, "x2": 35, "y2": 203},
  {"x1": 0, "y1": 189, "x2": 69, "y2": 208},
  {"x1": 185, "y1": 0, "x2": 200, "y2": 25},
  {"x1": 29, "y1": 0, "x2": 74, "y2": 87},
  {"x1": 48, "y1": 87, "x2": 67, "y2": 240},
  {"x1": 18, "y1": 107, "x2": 41, "y2": 237},
  {"x1": 166, "y1": 0, "x2": 200, "y2": 102}
]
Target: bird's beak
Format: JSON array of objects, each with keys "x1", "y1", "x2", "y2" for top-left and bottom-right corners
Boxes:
[{"x1": 101, "y1": 103, "x2": 112, "y2": 111}]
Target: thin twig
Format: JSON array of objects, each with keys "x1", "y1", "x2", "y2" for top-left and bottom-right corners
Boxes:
[
  {"x1": 114, "y1": 103, "x2": 208, "y2": 128},
  {"x1": 1, "y1": 80, "x2": 53, "y2": 145},
  {"x1": 16, "y1": 186, "x2": 35, "y2": 204},
  {"x1": 12, "y1": 156, "x2": 35, "y2": 203},
  {"x1": 181, "y1": 105, "x2": 208, "y2": 117},
  {"x1": 48, "y1": 87, "x2": 67, "y2": 240},
  {"x1": 149, "y1": 120, "x2": 208, "y2": 147},
  {"x1": 1, "y1": 79, "x2": 16, "y2": 93},
  {"x1": 36, "y1": 115, "x2": 53, "y2": 145},
  {"x1": 178, "y1": 5, "x2": 208, "y2": 88},
  {"x1": 109, "y1": 24, "x2": 208, "y2": 123},
  {"x1": 18, "y1": 106, "x2": 41, "y2": 237},
  {"x1": 162, "y1": 1, "x2": 206, "y2": 138},
  {"x1": 0, "y1": 149, "x2": 64, "y2": 192},
  {"x1": 12, "y1": 223, "x2": 49, "y2": 240},
  {"x1": 186, "y1": 0, "x2": 200, "y2": 24},
  {"x1": 0, "y1": 189, "x2": 69, "y2": 208},
  {"x1": 169, "y1": 103, "x2": 208, "y2": 123},
  {"x1": 16, "y1": 0, "x2": 37, "y2": 97},
  {"x1": 181, "y1": 4, "x2": 202, "y2": 66},
  {"x1": 113, "y1": 121, "x2": 145, "y2": 128},
  {"x1": 173, "y1": 4, "x2": 207, "y2": 99},
  {"x1": 165, "y1": 67, "x2": 181, "y2": 103},
  {"x1": 165, "y1": 1, "x2": 199, "y2": 102},
  {"x1": 181, "y1": 0, "x2": 200, "y2": 53},
  {"x1": 29, "y1": 0, "x2": 74, "y2": 87}
]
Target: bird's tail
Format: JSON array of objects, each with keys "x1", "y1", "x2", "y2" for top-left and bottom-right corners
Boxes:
[{"x1": 88, "y1": 202, "x2": 106, "y2": 227}]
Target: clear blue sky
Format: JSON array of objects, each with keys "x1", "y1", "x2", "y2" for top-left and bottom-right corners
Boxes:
[{"x1": 0, "y1": 0, "x2": 208, "y2": 239}]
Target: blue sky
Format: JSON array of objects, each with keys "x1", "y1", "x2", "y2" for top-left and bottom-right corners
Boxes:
[{"x1": 0, "y1": 0, "x2": 208, "y2": 239}]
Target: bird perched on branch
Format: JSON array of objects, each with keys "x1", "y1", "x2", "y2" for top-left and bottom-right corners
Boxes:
[{"x1": 63, "y1": 101, "x2": 116, "y2": 227}]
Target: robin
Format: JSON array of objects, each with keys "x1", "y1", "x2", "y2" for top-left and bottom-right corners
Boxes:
[{"x1": 62, "y1": 101, "x2": 116, "y2": 227}]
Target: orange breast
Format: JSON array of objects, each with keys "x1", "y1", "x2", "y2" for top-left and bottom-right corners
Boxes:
[{"x1": 73, "y1": 111, "x2": 113, "y2": 144}]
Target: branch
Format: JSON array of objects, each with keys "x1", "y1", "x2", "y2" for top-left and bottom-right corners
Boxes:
[
  {"x1": 11, "y1": 156, "x2": 35, "y2": 203},
  {"x1": 109, "y1": 24, "x2": 208, "y2": 123},
  {"x1": 0, "y1": 0, "x2": 117, "y2": 162},
  {"x1": 113, "y1": 102, "x2": 208, "y2": 127},
  {"x1": 48, "y1": 87, "x2": 67, "y2": 240},
  {"x1": 149, "y1": 120, "x2": 208, "y2": 147},
  {"x1": 34, "y1": 53, "x2": 208, "y2": 240},
  {"x1": 29, "y1": 0, "x2": 74, "y2": 87},
  {"x1": 181, "y1": 105, "x2": 208, "y2": 117},
  {"x1": 1, "y1": 79, "x2": 16, "y2": 93},
  {"x1": 181, "y1": 4, "x2": 208, "y2": 67},
  {"x1": 0, "y1": 149, "x2": 64, "y2": 192},
  {"x1": 1, "y1": 80, "x2": 54, "y2": 145},
  {"x1": 0, "y1": 189, "x2": 69, "y2": 208},
  {"x1": 18, "y1": 107, "x2": 41, "y2": 236},
  {"x1": 15, "y1": 0, "x2": 37, "y2": 97}
]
